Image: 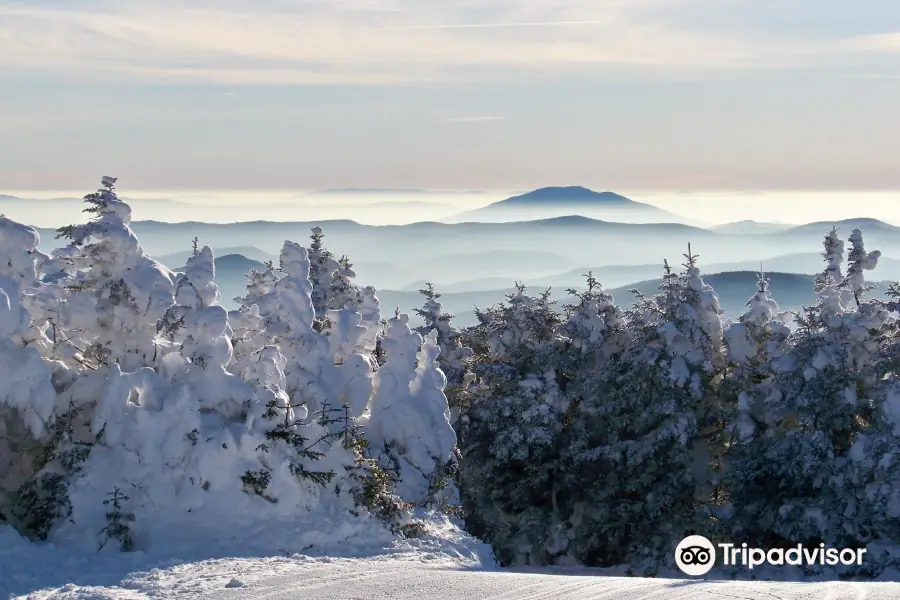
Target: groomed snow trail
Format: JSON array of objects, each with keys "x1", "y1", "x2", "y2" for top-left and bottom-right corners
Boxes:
[
  {"x1": 18, "y1": 557, "x2": 900, "y2": 600},
  {"x1": 197, "y1": 562, "x2": 900, "y2": 600}
]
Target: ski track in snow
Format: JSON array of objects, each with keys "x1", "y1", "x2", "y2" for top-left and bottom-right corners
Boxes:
[{"x1": 12, "y1": 556, "x2": 900, "y2": 600}]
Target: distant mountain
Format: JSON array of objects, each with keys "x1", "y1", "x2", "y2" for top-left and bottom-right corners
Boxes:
[
  {"x1": 711, "y1": 220, "x2": 794, "y2": 234},
  {"x1": 334, "y1": 200, "x2": 459, "y2": 210},
  {"x1": 351, "y1": 260, "x2": 418, "y2": 290},
  {"x1": 30, "y1": 216, "x2": 900, "y2": 304},
  {"x1": 33, "y1": 216, "x2": 719, "y2": 266},
  {"x1": 401, "y1": 277, "x2": 517, "y2": 293},
  {"x1": 498, "y1": 187, "x2": 637, "y2": 206},
  {"x1": 781, "y1": 218, "x2": 900, "y2": 237},
  {"x1": 447, "y1": 186, "x2": 684, "y2": 224},
  {"x1": 428, "y1": 249, "x2": 575, "y2": 281}
]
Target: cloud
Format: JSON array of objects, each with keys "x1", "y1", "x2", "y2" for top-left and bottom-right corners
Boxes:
[
  {"x1": 444, "y1": 116, "x2": 506, "y2": 123},
  {"x1": 0, "y1": 1, "x2": 893, "y2": 85},
  {"x1": 387, "y1": 20, "x2": 609, "y2": 30},
  {"x1": 849, "y1": 32, "x2": 900, "y2": 52}
]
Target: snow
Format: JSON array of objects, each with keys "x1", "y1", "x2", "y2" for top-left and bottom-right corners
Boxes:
[
  {"x1": 4, "y1": 525, "x2": 900, "y2": 600},
  {"x1": 0, "y1": 514, "x2": 494, "y2": 599},
  {"x1": 368, "y1": 315, "x2": 456, "y2": 503}
]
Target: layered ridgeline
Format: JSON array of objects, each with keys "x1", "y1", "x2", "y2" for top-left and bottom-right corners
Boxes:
[
  {"x1": 5, "y1": 177, "x2": 900, "y2": 578},
  {"x1": 0, "y1": 177, "x2": 459, "y2": 557}
]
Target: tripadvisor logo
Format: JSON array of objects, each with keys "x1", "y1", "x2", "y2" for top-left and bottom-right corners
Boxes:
[
  {"x1": 675, "y1": 535, "x2": 867, "y2": 577},
  {"x1": 675, "y1": 535, "x2": 716, "y2": 576}
]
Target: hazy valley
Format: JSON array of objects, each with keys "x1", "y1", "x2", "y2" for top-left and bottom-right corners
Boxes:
[{"x1": 10, "y1": 186, "x2": 900, "y2": 327}]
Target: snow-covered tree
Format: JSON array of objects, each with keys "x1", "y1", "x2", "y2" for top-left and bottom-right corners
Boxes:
[
  {"x1": 308, "y1": 227, "x2": 340, "y2": 320},
  {"x1": 357, "y1": 285, "x2": 382, "y2": 353},
  {"x1": 561, "y1": 272, "x2": 626, "y2": 362},
  {"x1": 846, "y1": 228, "x2": 882, "y2": 305},
  {"x1": 236, "y1": 261, "x2": 279, "y2": 310},
  {"x1": 730, "y1": 229, "x2": 888, "y2": 550},
  {"x1": 816, "y1": 227, "x2": 845, "y2": 292},
  {"x1": 328, "y1": 255, "x2": 360, "y2": 311},
  {"x1": 845, "y1": 279, "x2": 900, "y2": 561},
  {"x1": 457, "y1": 286, "x2": 574, "y2": 566},
  {"x1": 52, "y1": 177, "x2": 176, "y2": 372},
  {"x1": 159, "y1": 243, "x2": 221, "y2": 343},
  {"x1": 368, "y1": 317, "x2": 456, "y2": 504},
  {"x1": 562, "y1": 249, "x2": 727, "y2": 571},
  {"x1": 723, "y1": 272, "x2": 792, "y2": 442},
  {"x1": 0, "y1": 179, "x2": 431, "y2": 553},
  {"x1": 0, "y1": 218, "x2": 59, "y2": 528},
  {"x1": 414, "y1": 283, "x2": 474, "y2": 423}
]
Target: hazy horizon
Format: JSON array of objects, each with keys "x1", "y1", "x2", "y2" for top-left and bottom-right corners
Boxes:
[{"x1": 4, "y1": 187, "x2": 900, "y2": 228}]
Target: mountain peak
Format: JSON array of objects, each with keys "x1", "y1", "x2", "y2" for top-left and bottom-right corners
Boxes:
[
  {"x1": 508, "y1": 186, "x2": 632, "y2": 204},
  {"x1": 444, "y1": 185, "x2": 687, "y2": 224}
]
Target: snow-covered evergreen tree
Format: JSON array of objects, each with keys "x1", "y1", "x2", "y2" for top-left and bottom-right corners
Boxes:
[
  {"x1": 0, "y1": 178, "x2": 436, "y2": 553},
  {"x1": 562, "y1": 249, "x2": 727, "y2": 571},
  {"x1": 357, "y1": 285, "x2": 383, "y2": 353},
  {"x1": 723, "y1": 272, "x2": 791, "y2": 442},
  {"x1": 457, "y1": 285, "x2": 574, "y2": 566},
  {"x1": 816, "y1": 227, "x2": 845, "y2": 292},
  {"x1": 52, "y1": 177, "x2": 176, "y2": 372},
  {"x1": 414, "y1": 283, "x2": 474, "y2": 423},
  {"x1": 846, "y1": 228, "x2": 882, "y2": 306},
  {"x1": 328, "y1": 255, "x2": 360, "y2": 311},
  {"x1": 308, "y1": 227, "x2": 340, "y2": 321},
  {"x1": 236, "y1": 261, "x2": 279, "y2": 309},
  {"x1": 368, "y1": 317, "x2": 456, "y2": 504},
  {"x1": 731, "y1": 229, "x2": 888, "y2": 551},
  {"x1": 159, "y1": 243, "x2": 221, "y2": 345},
  {"x1": 0, "y1": 217, "x2": 59, "y2": 526},
  {"x1": 845, "y1": 279, "x2": 900, "y2": 563},
  {"x1": 561, "y1": 272, "x2": 626, "y2": 362}
]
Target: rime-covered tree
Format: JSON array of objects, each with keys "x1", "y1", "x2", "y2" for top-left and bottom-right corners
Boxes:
[
  {"x1": 0, "y1": 177, "x2": 441, "y2": 555},
  {"x1": 52, "y1": 177, "x2": 176, "y2": 372},
  {"x1": 845, "y1": 280, "x2": 900, "y2": 558},
  {"x1": 235, "y1": 259, "x2": 279, "y2": 314},
  {"x1": 308, "y1": 227, "x2": 340, "y2": 320},
  {"x1": 414, "y1": 283, "x2": 474, "y2": 422},
  {"x1": 0, "y1": 218, "x2": 58, "y2": 503},
  {"x1": 457, "y1": 285, "x2": 573, "y2": 566},
  {"x1": 368, "y1": 316, "x2": 455, "y2": 503},
  {"x1": 846, "y1": 228, "x2": 882, "y2": 306},
  {"x1": 328, "y1": 255, "x2": 360, "y2": 311},
  {"x1": 357, "y1": 285, "x2": 382, "y2": 353},
  {"x1": 732, "y1": 229, "x2": 888, "y2": 550},
  {"x1": 561, "y1": 272, "x2": 625, "y2": 362},
  {"x1": 723, "y1": 272, "x2": 791, "y2": 442},
  {"x1": 563, "y1": 249, "x2": 726, "y2": 571},
  {"x1": 722, "y1": 272, "x2": 795, "y2": 543},
  {"x1": 159, "y1": 243, "x2": 221, "y2": 343}
]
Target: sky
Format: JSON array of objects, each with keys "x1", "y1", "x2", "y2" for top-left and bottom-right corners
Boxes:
[{"x1": 1, "y1": 0, "x2": 900, "y2": 192}]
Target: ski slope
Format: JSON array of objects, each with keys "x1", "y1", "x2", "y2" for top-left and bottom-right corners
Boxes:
[{"x1": 11, "y1": 554, "x2": 900, "y2": 599}]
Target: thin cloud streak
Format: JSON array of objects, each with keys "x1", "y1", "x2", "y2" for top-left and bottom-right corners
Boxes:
[
  {"x1": 444, "y1": 116, "x2": 506, "y2": 123},
  {"x1": 386, "y1": 20, "x2": 608, "y2": 30},
  {"x1": 0, "y1": 2, "x2": 895, "y2": 85}
]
